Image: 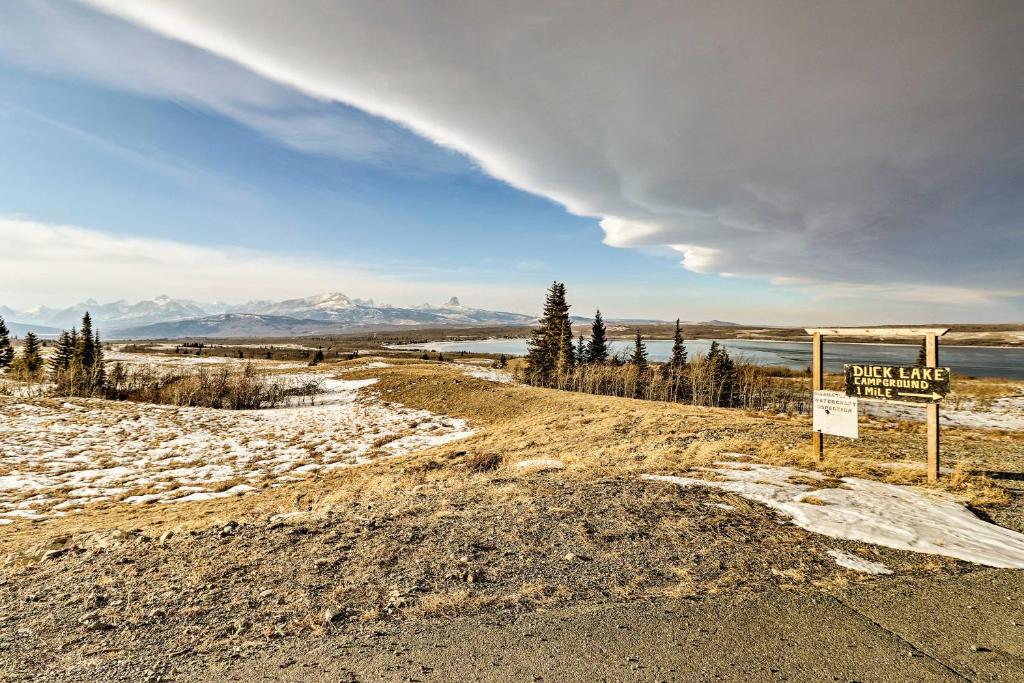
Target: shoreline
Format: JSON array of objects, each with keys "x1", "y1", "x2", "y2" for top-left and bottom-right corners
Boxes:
[{"x1": 391, "y1": 336, "x2": 1024, "y2": 351}]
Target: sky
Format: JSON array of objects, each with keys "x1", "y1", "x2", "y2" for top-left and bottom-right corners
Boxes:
[{"x1": 0, "y1": 0, "x2": 1022, "y2": 324}]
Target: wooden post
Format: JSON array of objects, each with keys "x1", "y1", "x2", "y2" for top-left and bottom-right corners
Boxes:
[
  {"x1": 926, "y1": 333, "x2": 940, "y2": 482},
  {"x1": 811, "y1": 331, "x2": 824, "y2": 461}
]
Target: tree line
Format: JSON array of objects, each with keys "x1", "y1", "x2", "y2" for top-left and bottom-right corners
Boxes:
[
  {"x1": 521, "y1": 282, "x2": 808, "y2": 412},
  {"x1": 0, "y1": 312, "x2": 107, "y2": 394}
]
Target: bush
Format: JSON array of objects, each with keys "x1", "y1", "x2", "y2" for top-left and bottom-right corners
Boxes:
[
  {"x1": 99, "y1": 362, "x2": 324, "y2": 409},
  {"x1": 516, "y1": 359, "x2": 809, "y2": 413}
]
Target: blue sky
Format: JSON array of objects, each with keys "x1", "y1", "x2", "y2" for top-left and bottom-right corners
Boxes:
[{"x1": 1, "y1": 1, "x2": 1021, "y2": 323}]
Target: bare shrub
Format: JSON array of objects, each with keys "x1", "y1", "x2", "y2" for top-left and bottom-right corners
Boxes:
[
  {"x1": 97, "y1": 362, "x2": 321, "y2": 409},
  {"x1": 465, "y1": 452, "x2": 502, "y2": 472},
  {"x1": 517, "y1": 359, "x2": 809, "y2": 413}
]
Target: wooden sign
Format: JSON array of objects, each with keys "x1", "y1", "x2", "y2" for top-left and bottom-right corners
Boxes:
[
  {"x1": 844, "y1": 364, "x2": 950, "y2": 403},
  {"x1": 813, "y1": 390, "x2": 858, "y2": 438}
]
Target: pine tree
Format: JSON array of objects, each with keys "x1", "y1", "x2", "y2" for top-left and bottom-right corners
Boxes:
[
  {"x1": 92, "y1": 331, "x2": 106, "y2": 390},
  {"x1": 49, "y1": 330, "x2": 75, "y2": 380},
  {"x1": 19, "y1": 332, "x2": 44, "y2": 377},
  {"x1": 526, "y1": 282, "x2": 570, "y2": 383},
  {"x1": 661, "y1": 319, "x2": 688, "y2": 398},
  {"x1": 706, "y1": 341, "x2": 736, "y2": 407},
  {"x1": 75, "y1": 312, "x2": 95, "y2": 372},
  {"x1": 670, "y1": 319, "x2": 687, "y2": 368},
  {"x1": 630, "y1": 330, "x2": 648, "y2": 370},
  {"x1": 0, "y1": 316, "x2": 12, "y2": 370},
  {"x1": 914, "y1": 340, "x2": 927, "y2": 367},
  {"x1": 706, "y1": 340, "x2": 721, "y2": 362},
  {"x1": 586, "y1": 309, "x2": 609, "y2": 364},
  {"x1": 575, "y1": 333, "x2": 586, "y2": 365}
]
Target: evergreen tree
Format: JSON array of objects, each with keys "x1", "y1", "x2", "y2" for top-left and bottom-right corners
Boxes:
[
  {"x1": 309, "y1": 348, "x2": 325, "y2": 366},
  {"x1": 526, "y1": 282, "x2": 570, "y2": 382},
  {"x1": 706, "y1": 341, "x2": 736, "y2": 407},
  {"x1": 92, "y1": 331, "x2": 106, "y2": 389},
  {"x1": 575, "y1": 333, "x2": 586, "y2": 365},
  {"x1": 629, "y1": 330, "x2": 648, "y2": 370},
  {"x1": 586, "y1": 309, "x2": 609, "y2": 364},
  {"x1": 661, "y1": 319, "x2": 688, "y2": 398},
  {"x1": 669, "y1": 319, "x2": 687, "y2": 368},
  {"x1": 0, "y1": 316, "x2": 12, "y2": 370},
  {"x1": 706, "y1": 340, "x2": 721, "y2": 362},
  {"x1": 19, "y1": 332, "x2": 44, "y2": 377},
  {"x1": 75, "y1": 312, "x2": 95, "y2": 372},
  {"x1": 914, "y1": 340, "x2": 927, "y2": 367},
  {"x1": 49, "y1": 330, "x2": 75, "y2": 380}
]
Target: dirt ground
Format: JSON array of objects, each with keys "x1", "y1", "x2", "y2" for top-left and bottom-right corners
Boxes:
[{"x1": 2, "y1": 360, "x2": 1023, "y2": 681}]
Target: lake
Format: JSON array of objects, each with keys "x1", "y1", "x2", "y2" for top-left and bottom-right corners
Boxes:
[{"x1": 388, "y1": 338, "x2": 1024, "y2": 380}]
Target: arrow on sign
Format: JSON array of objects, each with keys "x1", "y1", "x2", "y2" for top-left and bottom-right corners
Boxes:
[{"x1": 899, "y1": 391, "x2": 943, "y2": 401}]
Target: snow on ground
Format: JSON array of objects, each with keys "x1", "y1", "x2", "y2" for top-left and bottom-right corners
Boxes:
[
  {"x1": 643, "y1": 460, "x2": 1024, "y2": 569},
  {"x1": 0, "y1": 374, "x2": 473, "y2": 522},
  {"x1": 861, "y1": 395, "x2": 1024, "y2": 430},
  {"x1": 103, "y1": 350, "x2": 312, "y2": 370},
  {"x1": 458, "y1": 365, "x2": 517, "y2": 385},
  {"x1": 826, "y1": 549, "x2": 892, "y2": 575}
]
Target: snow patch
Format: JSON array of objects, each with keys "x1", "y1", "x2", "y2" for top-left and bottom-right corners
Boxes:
[
  {"x1": 643, "y1": 461, "x2": 1024, "y2": 569},
  {"x1": 827, "y1": 549, "x2": 893, "y2": 575},
  {"x1": 0, "y1": 369, "x2": 473, "y2": 521},
  {"x1": 461, "y1": 367, "x2": 516, "y2": 385}
]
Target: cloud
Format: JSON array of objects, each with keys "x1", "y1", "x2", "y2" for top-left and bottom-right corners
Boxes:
[
  {"x1": 80, "y1": 0, "x2": 1024, "y2": 311},
  {"x1": 0, "y1": 216, "x2": 530, "y2": 310},
  {"x1": 0, "y1": 1, "x2": 465, "y2": 172}
]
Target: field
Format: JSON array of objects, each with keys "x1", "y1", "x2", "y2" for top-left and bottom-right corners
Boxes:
[{"x1": 2, "y1": 347, "x2": 1024, "y2": 680}]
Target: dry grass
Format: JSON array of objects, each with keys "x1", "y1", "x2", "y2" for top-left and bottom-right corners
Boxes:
[{"x1": 4, "y1": 359, "x2": 1022, "y2": 677}]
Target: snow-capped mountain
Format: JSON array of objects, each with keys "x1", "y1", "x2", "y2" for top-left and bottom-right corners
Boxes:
[
  {"x1": 2, "y1": 295, "x2": 214, "y2": 330},
  {"x1": 2, "y1": 293, "x2": 537, "y2": 337}
]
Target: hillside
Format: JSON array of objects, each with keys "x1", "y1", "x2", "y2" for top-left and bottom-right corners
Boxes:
[{"x1": 2, "y1": 353, "x2": 1023, "y2": 680}]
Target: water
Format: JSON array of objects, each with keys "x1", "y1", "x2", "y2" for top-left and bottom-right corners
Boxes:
[{"x1": 389, "y1": 338, "x2": 1024, "y2": 379}]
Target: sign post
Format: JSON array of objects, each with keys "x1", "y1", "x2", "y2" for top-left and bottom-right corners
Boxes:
[
  {"x1": 804, "y1": 327, "x2": 950, "y2": 481},
  {"x1": 811, "y1": 331, "x2": 824, "y2": 461},
  {"x1": 926, "y1": 332, "x2": 940, "y2": 481}
]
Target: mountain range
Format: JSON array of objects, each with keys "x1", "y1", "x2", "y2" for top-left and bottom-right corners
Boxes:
[
  {"x1": 0, "y1": 293, "x2": 539, "y2": 338},
  {"x1": 0, "y1": 293, "x2": 742, "y2": 339}
]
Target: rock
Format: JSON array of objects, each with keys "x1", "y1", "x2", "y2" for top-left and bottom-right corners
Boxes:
[
  {"x1": 77, "y1": 529, "x2": 135, "y2": 550},
  {"x1": 158, "y1": 530, "x2": 174, "y2": 545},
  {"x1": 219, "y1": 521, "x2": 239, "y2": 537},
  {"x1": 258, "y1": 589, "x2": 275, "y2": 600},
  {"x1": 322, "y1": 606, "x2": 346, "y2": 624},
  {"x1": 78, "y1": 612, "x2": 114, "y2": 631},
  {"x1": 564, "y1": 553, "x2": 577, "y2": 562}
]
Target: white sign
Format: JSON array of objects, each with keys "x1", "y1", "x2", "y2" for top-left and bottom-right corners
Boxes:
[{"x1": 813, "y1": 390, "x2": 858, "y2": 439}]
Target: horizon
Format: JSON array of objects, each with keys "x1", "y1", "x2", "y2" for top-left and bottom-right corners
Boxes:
[
  {"x1": 5, "y1": 289, "x2": 1023, "y2": 331},
  {"x1": 1, "y1": 2, "x2": 1022, "y2": 325}
]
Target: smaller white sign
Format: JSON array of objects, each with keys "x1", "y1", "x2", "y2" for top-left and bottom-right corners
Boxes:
[{"x1": 813, "y1": 390, "x2": 858, "y2": 439}]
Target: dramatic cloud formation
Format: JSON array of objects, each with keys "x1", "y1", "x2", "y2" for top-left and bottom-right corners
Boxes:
[
  {"x1": 83, "y1": 0, "x2": 1024, "y2": 309},
  {"x1": 0, "y1": 1, "x2": 464, "y2": 171},
  {"x1": 0, "y1": 216, "x2": 528, "y2": 310}
]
